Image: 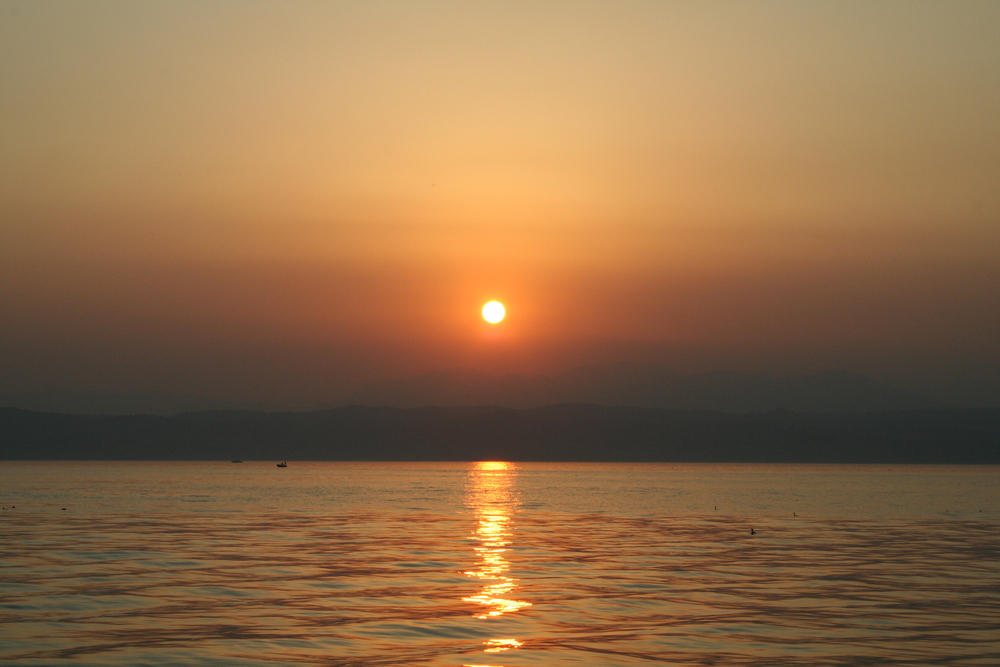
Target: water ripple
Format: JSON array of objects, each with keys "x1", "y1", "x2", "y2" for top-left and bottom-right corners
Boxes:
[{"x1": 1, "y1": 463, "x2": 999, "y2": 665}]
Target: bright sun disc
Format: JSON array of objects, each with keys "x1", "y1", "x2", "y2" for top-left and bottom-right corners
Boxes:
[{"x1": 482, "y1": 301, "x2": 505, "y2": 323}]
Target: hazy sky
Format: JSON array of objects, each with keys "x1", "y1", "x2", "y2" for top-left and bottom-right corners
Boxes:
[{"x1": 2, "y1": 0, "x2": 999, "y2": 405}]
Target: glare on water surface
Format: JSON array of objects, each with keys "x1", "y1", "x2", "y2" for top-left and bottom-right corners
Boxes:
[
  {"x1": 2, "y1": 462, "x2": 999, "y2": 666},
  {"x1": 463, "y1": 461, "x2": 530, "y2": 662}
]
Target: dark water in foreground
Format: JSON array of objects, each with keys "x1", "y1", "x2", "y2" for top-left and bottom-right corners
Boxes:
[{"x1": 2, "y1": 462, "x2": 999, "y2": 666}]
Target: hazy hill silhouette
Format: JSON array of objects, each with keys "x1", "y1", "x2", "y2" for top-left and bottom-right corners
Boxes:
[
  {"x1": 1, "y1": 405, "x2": 997, "y2": 463},
  {"x1": 345, "y1": 365, "x2": 947, "y2": 412}
]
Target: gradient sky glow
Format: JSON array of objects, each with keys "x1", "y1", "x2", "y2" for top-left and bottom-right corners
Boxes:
[{"x1": 2, "y1": 0, "x2": 999, "y2": 405}]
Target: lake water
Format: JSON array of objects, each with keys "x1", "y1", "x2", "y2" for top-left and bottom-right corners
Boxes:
[{"x1": 2, "y1": 461, "x2": 999, "y2": 666}]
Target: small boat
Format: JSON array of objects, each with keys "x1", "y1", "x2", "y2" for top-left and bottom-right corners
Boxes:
[
  {"x1": 231, "y1": 460, "x2": 243, "y2": 463},
  {"x1": 276, "y1": 461, "x2": 287, "y2": 468}
]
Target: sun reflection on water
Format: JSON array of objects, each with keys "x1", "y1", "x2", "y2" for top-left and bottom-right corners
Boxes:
[{"x1": 462, "y1": 461, "x2": 530, "y2": 663}]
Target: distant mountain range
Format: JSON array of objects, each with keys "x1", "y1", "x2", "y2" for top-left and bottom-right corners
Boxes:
[
  {"x1": 0, "y1": 366, "x2": 948, "y2": 416},
  {"x1": 344, "y1": 365, "x2": 948, "y2": 413},
  {"x1": 2, "y1": 405, "x2": 997, "y2": 463}
]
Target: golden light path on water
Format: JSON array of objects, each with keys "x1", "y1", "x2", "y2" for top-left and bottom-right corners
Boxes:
[
  {"x1": 2, "y1": 463, "x2": 999, "y2": 665},
  {"x1": 462, "y1": 461, "x2": 530, "y2": 665}
]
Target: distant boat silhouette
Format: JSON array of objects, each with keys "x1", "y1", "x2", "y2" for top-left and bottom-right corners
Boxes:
[
  {"x1": 276, "y1": 461, "x2": 287, "y2": 467},
  {"x1": 231, "y1": 460, "x2": 243, "y2": 463}
]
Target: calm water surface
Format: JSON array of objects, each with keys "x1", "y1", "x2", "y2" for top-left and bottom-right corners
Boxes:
[{"x1": 1, "y1": 462, "x2": 999, "y2": 666}]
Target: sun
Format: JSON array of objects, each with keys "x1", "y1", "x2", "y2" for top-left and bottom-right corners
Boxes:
[{"x1": 482, "y1": 301, "x2": 505, "y2": 324}]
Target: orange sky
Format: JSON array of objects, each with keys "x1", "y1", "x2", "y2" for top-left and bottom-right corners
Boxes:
[{"x1": 1, "y1": 1, "x2": 999, "y2": 405}]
